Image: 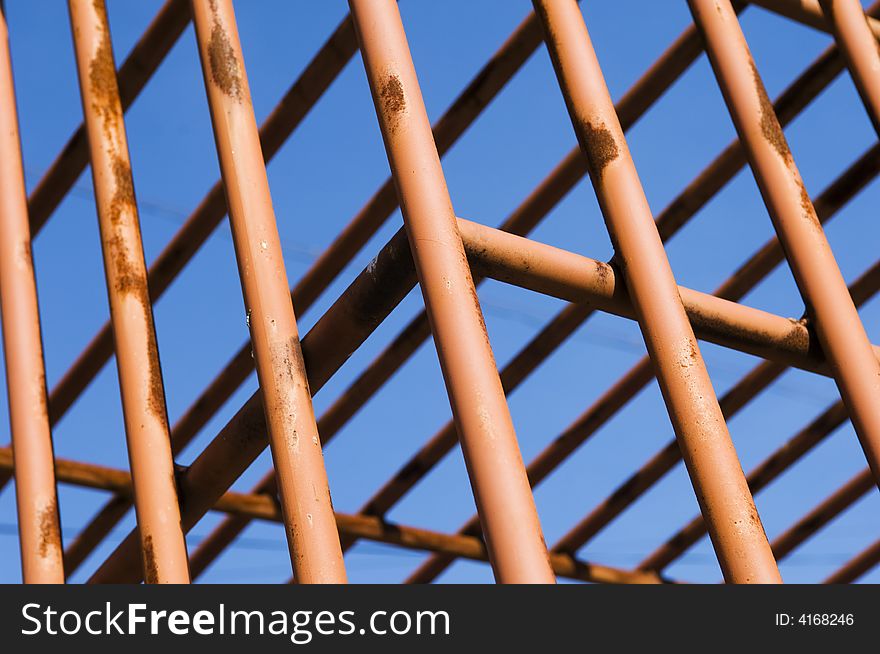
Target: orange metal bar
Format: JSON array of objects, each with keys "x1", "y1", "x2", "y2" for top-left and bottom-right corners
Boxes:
[
  {"x1": 690, "y1": 0, "x2": 880, "y2": 491},
  {"x1": 752, "y1": 0, "x2": 880, "y2": 36},
  {"x1": 818, "y1": 0, "x2": 880, "y2": 135},
  {"x1": 548, "y1": 158, "x2": 880, "y2": 559},
  {"x1": 188, "y1": 0, "x2": 345, "y2": 583},
  {"x1": 640, "y1": 402, "x2": 850, "y2": 572},
  {"x1": 68, "y1": 0, "x2": 189, "y2": 583},
  {"x1": 348, "y1": 0, "x2": 555, "y2": 584},
  {"x1": 27, "y1": 0, "x2": 189, "y2": 236},
  {"x1": 532, "y1": 0, "x2": 780, "y2": 583},
  {"x1": 0, "y1": 7, "x2": 64, "y2": 584}
]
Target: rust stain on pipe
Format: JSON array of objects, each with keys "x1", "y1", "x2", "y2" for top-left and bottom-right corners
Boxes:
[
  {"x1": 690, "y1": 0, "x2": 880, "y2": 498},
  {"x1": 533, "y1": 0, "x2": 780, "y2": 583},
  {"x1": 188, "y1": 0, "x2": 346, "y2": 584},
  {"x1": 0, "y1": 7, "x2": 65, "y2": 583},
  {"x1": 348, "y1": 0, "x2": 555, "y2": 584},
  {"x1": 68, "y1": 0, "x2": 189, "y2": 584}
]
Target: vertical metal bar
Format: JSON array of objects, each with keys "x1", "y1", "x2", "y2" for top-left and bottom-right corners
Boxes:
[
  {"x1": 0, "y1": 7, "x2": 64, "y2": 584},
  {"x1": 188, "y1": 0, "x2": 345, "y2": 584},
  {"x1": 68, "y1": 0, "x2": 189, "y2": 583},
  {"x1": 532, "y1": 0, "x2": 780, "y2": 584},
  {"x1": 818, "y1": 0, "x2": 880, "y2": 135},
  {"x1": 689, "y1": 0, "x2": 880, "y2": 489},
  {"x1": 348, "y1": 0, "x2": 555, "y2": 584}
]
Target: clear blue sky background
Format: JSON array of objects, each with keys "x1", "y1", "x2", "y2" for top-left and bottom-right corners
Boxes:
[{"x1": 0, "y1": 0, "x2": 878, "y2": 583}]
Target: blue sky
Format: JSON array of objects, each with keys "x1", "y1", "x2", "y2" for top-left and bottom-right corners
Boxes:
[{"x1": 0, "y1": 0, "x2": 878, "y2": 583}]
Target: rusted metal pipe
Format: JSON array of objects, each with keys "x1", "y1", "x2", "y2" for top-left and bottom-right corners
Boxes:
[
  {"x1": 752, "y1": 0, "x2": 880, "y2": 36},
  {"x1": 640, "y1": 401, "x2": 850, "y2": 572},
  {"x1": 68, "y1": 0, "x2": 189, "y2": 583},
  {"x1": 690, "y1": 0, "x2": 880, "y2": 490},
  {"x1": 818, "y1": 0, "x2": 880, "y2": 135},
  {"x1": 189, "y1": 0, "x2": 345, "y2": 584},
  {"x1": 349, "y1": 0, "x2": 555, "y2": 584},
  {"x1": 27, "y1": 0, "x2": 189, "y2": 236},
  {"x1": 0, "y1": 7, "x2": 64, "y2": 584},
  {"x1": 533, "y1": 0, "x2": 780, "y2": 584}
]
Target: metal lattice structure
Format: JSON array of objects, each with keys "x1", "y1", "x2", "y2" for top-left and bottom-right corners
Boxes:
[{"x1": 0, "y1": 0, "x2": 879, "y2": 583}]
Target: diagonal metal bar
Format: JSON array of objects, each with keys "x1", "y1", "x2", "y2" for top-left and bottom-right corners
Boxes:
[
  {"x1": 88, "y1": 223, "x2": 420, "y2": 583},
  {"x1": 825, "y1": 537, "x2": 880, "y2": 583},
  {"x1": 752, "y1": 0, "x2": 880, "y2": 35},
  {"x1": 188, "y1": 0, "x2": 345, "y2": 583},
  {"x1": 531, "y1": 0, "x2": 779, "y2": 583},
  {"x1": 818, "y1": 0, "x2": 880, "y2": 135},
  {"x1": 27, "y1": 0, "x2": 190, "y2": 236},
  {"x1": 348, "y1": 0, "x2": 555, "y2": 583},
  {"x1": 770, "y1": 468, "x2": 874, "y2": 560},
  {"x1": 691, "y1": 0, "x2": 880, "y2": 492}
]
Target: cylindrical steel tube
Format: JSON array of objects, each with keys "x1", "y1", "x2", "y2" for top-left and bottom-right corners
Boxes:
[
  {"x1": 189, "y1": 0, "x2": 345, "y2": 583},
  {"x1": 689, "y1": 0, "x2": 880, "y2": 490},
  {"x1": 348, "y1": 0, "x2": 555, "y2": 584},
  {"x1": 0, "y1": 7, "x2": 64, "y2": 584},
  {"x1": 532, "y1": 0, "x2": 780, "y2": 583},
  {"x1": 68, "y1": 0, "x2": 189, "y2": 584},
  {"x1": 818, "y1": 0, "x2": 880, "y2": 135}
]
